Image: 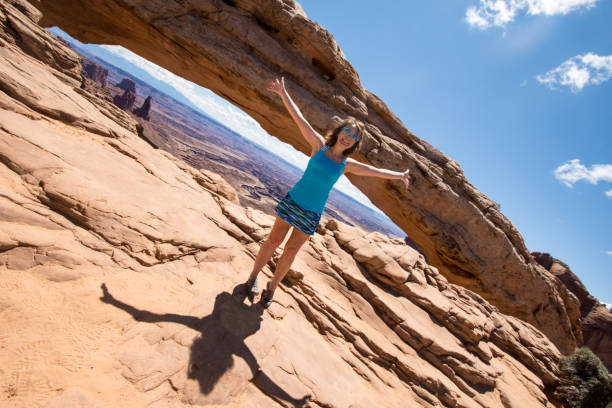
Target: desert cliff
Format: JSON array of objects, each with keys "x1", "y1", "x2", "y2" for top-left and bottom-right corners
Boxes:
[{"x1": 0, "y1": 1, "x2": 570, "y2": 407}]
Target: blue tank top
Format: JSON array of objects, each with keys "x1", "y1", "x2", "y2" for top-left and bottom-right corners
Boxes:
[{"x1": 289, "y1": 145, "x2": 346, "y2": 214}]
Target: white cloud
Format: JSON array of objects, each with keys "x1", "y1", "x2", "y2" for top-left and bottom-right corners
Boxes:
[
  {"x1": 98, "y1": 46, "x2": 384, "y2": 214},
  {"x1": 465, "y1": 0, "x2": 598, "y2": 30},
  {"x1": 520, "y1": 80, "x2": 528, "y2": 87},
  {"x1": 604, "y1": 303, "x2": 612, "y2": 311},
  {"x1": 554, "y1": 159, "x2": 612, "y2": 197},
  {"x1": 536, "y1": 53, "x2": 612, "y2": 92},
  {"x1": 606, "y1": 251, "x2": 612, "y2": 256}
]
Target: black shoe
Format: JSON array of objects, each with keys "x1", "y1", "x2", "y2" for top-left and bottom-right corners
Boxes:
[
  {"x1": 246, "y1": 277, "x2": 259, "y2": 296},
  {"x1": 261, "y1": 281, "x2": 275, "y2": 308}
]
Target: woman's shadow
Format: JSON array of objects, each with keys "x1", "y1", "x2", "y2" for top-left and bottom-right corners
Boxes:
[{"x1": 100, "y1": 283, "x2": 310, "y2": 406}]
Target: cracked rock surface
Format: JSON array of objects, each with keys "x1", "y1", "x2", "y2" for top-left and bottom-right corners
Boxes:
[{"x1": 1, "y1": 2, "x2": 562, "y2": 407}]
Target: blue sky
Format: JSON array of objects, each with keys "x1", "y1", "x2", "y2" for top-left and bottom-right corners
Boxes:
[{"x1": 51, "y1": 0, "x2": 611, "y2": 303}]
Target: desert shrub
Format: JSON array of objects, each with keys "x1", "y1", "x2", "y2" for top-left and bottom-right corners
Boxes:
[{"x1": 554, "y1": 347, "x2": 612, "y2": 408}]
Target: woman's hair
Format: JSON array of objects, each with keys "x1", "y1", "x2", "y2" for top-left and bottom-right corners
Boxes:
[{"x1": 324, "y1": 118, "x2": 365, "y2": 157}]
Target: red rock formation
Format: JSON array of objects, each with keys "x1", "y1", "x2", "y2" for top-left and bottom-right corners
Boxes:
[
  {"x1": 34, "y1": 0, "x2": 582, "y2": 352},
  {"x1": 113, "y1": 87, "x2": 136, "y2": 111},
  {"x1": 533, "y1": 252, "x2": 598, "y2": 317},
  {"x1": 78, "y1": 56, "x2": 113, "y2": 103},
  {"x1": 533, "y1": 252, "x2": 612, "y2": 372},
  {"x1": 81, "y1": 56, "x2": 107, "y2": 87},
  {"x1": 133, "y1": 95, "x2": 152, "y2": 120},
  {"x1": 117, "y1": 77, "x2": 136, "y2": 93}
]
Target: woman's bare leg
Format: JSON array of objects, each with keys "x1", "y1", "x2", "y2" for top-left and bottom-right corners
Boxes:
[
  {"x1": 268, "y1": 227, "x2": 310, "y2": 292},
  {"x1": 247, "y1": 216, "x2": 291, "y2": 281}
]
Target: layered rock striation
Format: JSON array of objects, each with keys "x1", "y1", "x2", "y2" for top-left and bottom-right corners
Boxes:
[
  {"x1": 533, "y1": 252, "x2": 612, "y2": 372},
  {"x1": 0, "y1": 2, "x2": 564, "y2": 406},
  {"x1": 34, "y1": 0, "x2": 581, "y2": 352},
  {"x1": 532, "y1": 252, "x2": 598, "y2": 318}
]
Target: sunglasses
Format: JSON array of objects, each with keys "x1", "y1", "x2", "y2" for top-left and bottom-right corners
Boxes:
[{"x1": 342, "y1": 126, "x2": 359, "y2": 142}]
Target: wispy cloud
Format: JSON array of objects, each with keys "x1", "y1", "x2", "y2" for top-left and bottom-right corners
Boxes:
[
  {"x1": 96, "y1": 45, "x2": 384, "y2": 213},
  {"x1": 465, "y1": 0, "x2": 598, "y2": 30},
  {"x1": 554, "y1": 159, "x2": 612, "y2": 197},
  {"x1": 536, "y1": 53, "x2": 612, "y2": 92},
  {"x1": 606, "y1": 251, "x2": 612, "y2": 256}
]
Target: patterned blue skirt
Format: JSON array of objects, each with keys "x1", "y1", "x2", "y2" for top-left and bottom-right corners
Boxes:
[{"x1": 275, "y1": 192, "x2": 321, "y2": 235}]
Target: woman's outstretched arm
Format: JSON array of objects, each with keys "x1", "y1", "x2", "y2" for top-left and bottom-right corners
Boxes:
[
  {"x1": 345, "y1": 158, "x2": 410, "y2": 191},
  {"x1": 268, "y1": 77, "x2": 324, "y2": 155}
]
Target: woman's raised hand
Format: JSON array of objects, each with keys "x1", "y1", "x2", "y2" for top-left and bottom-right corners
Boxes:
[
  {"x1": 267, "y1": 76, "x2": 285, "y2": 96},
  {"x1": 401, "y1": 169, "x2": 410, "y2": 191}
]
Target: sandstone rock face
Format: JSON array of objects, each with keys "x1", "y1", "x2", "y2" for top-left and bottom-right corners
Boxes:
[
  {"x1": 533, "y1": 252, "x2": 598, "y2": 318},
  {"x1": 533, "y1": 252, "x2": 612, "y2": 372},
  {"x1": 0, "y1": 0, "x2": 81, "y2": 81},
  {"x1": 0, "y1": 3, "x2": 563, "y2": 406},
  {"x1": 134, "y1": 95, "x2": 152, "y2": 120},
  {"x1": 113, "y1": 87, "x2": 137, "y2": 111},
  {"x1": 34, "y1": 0, "x2": 580, "y2": 352},
  {"x1": 583, "y1": 306, "x2": 612, "y2": 373}
]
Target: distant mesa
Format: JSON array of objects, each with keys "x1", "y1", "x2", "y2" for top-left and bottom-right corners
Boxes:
[
  {"x1": 133, "y1": 95, "x2": 152, "y2": 121},
  {"x1": 117, "y1": 78, "x2": 136, "y2": 93},
  {"x1": 78, "y1": 56, "x2": 113, "y2": 102},
  {"x1": 113, "y1": 87, "x2": 136, "y2": 111},
  {"x1": 81, "y1": 57, "x2": 107, "y2": 87},
  {"x1": 112, "y1": 77, "x2": 152, "y2": 120}
]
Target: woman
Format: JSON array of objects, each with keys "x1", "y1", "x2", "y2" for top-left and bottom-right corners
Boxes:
[{"x1": 246, "y1": 77, "x2": 410, "y2": 308}]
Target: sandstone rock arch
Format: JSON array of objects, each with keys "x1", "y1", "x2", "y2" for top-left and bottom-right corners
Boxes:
[{"x1": 35, "y1": 0, "x2": 580, "y2": 352}]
